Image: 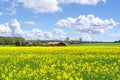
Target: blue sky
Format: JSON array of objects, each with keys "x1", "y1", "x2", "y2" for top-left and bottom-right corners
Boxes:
[{"x1": 0, "y1": 0, "x2": 120, "y2": 41}]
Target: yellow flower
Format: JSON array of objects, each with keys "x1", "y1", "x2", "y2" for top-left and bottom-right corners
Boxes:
[
  {"x1": 80, "y1": 78, "x2": 83, "y2": 80},
  {"x1": 63, "y1": 72, "x2": 69, "y2": 79},
  {"x1": 69, "y1": 77, "x2": 74, "y2": 80},
  {"x1": 57, "y1": 75, "x2": 62, "y2": 79}
]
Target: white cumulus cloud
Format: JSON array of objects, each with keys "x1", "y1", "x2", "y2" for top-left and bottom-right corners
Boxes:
[
  {"x1": 43, "y1": 32, "x2": 53, "y2": 39},
  {"x1": 0, "y1": 23, "x2": 11, "y2": 36},
  {"x1": 52, "y1": 28, "x2": 66, "y2": 40},
  {"x1": 32, "y1": 29, "x2": 43, "y2": 39},
  {"x1": 57, "y1": 14, "x2": 116, "y2": 34},
  {"x1": 30, "y1": 28, "x2": 66, "y2": 40},
  {"x1": 17, "y1": 0, "x2": 62, "y2": 13},
  {"x1": 0, "y1": 19, "x2": 66, "y2": 40},
  {"x1": 8, "y1": 19, "x2": 24, "y2": 37},
  {"x1": 81, "y1": 34, "x2": 92, "y2": 41},
  {"x1": 0, "y1": 0, "x2": 106, "y2": 14}
]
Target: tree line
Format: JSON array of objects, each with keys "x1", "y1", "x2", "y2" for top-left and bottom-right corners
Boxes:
[
  {"x1": 114, "y1": 40, "x2": 120, "y2": 43},
  {"x1": 0, "y1": 36, "x2": 83, "y2": 46},
  {"x1": 0, "y1": 36, "x2": 41, "y2": 46},
  {"x1": 0, "y1": 36, "x2": 119, "y2": 46}
]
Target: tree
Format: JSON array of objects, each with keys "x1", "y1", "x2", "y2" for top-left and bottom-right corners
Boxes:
[
  {"x1": 79, "y1": 38, "x2": 83, "y2": 43},
  {"x1": 15, "y1": 41, "x2": 21, "y2": 46},
  {"x1": 32, "y1": 40, "x2": 41, "y2": 46},
  {"x1": 0, "y1": 37, "x2": 5, "y2": 45},
  {"x1": 25, "y1": 40, "x2": 41, "y2": 46},
  {"x1": 5, "y1": 37, "x2": 14, "y2": 45},
  {"x1": 65, "y1": 37, "x2": 70, "y2": 43},
  {"x1": 14, "y1": 37, "x2": 25, "y2": 46}
]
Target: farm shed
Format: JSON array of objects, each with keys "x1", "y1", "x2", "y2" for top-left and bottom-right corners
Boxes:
[{"x1": 47, "y1": 42, "x2": 66, "y2": 46}]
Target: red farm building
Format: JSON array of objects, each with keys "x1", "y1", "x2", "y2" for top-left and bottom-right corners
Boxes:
[{"x1": 47, "y1": 42, "x2": 66, "y2": 46}]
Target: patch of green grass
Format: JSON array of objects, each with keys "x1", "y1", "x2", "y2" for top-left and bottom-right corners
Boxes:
[{"x1": 68, "y1": 42, "x2": 120, "y2": 46}]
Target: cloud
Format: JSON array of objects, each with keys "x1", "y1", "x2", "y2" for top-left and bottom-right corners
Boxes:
[
  {"x1": 56, "y1": 14, "x2": 116, "y2": 41},
  {"x1": 6, "y1": 8, "x2": 17, "y2": 15},
  {"x1": 0, "y1": 0, "x2": 106, "y2": 14},
  {"x1": 43, "y1": 32, "x2": 53, "y2": 39},
  {"x1": 8, "y1": 19, "x2": 24, "y2": 37},
  {"x1": 0, "y1": 0, "x2": 8, "y2": 3},
  {"x1": 0, "y1": 12, "x2": 3, "y2": 16},
  {"x1": 0, "y1": 19, "x2": 66, "y2": 40},
  {"x1": 109, "y1": 33, "x2": 120, "y2": 37},
  {"x1": 24, "y1": 21, "x2": 36, "y2": 26},
  {"x1": 30, "y1": 28, "x2": 66, "y2": 40},
  {"x1": 31, "y1": 29, "x2": 43, "y2": 39},
  {"x1": 0, "y1": 23, "x2": 11, "y2": 36},
  {"x1": 58, "y1": 0, "x2": 106, "y2": 5},
  {"x1": 0, "y1": 0, "x2": 17, "y2": 15},
  {"x1": 17, "y1": 0, "x2": 62, "y2": 13},
  {"x1": 57, "y1": 14, "x2": 116, "y2": 34},
  {"x1": 0, "y1": 19, "x2": 28, "y2": 37},
  {"x1": 81, "y1": 34, "x2": 92, "y2": 41},
  {"x1": 17, "y1": 0, "x2": 105, "y2": 13},
  {"x1": 0, "y1": 19, "x2": 24, "y2": 37},
  {"x1": 52, "y1": 28, "x2": 66, "y2": 40}
]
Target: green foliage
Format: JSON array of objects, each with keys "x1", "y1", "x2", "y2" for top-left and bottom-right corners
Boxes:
[
  {"x1": 15, "y1": 41, "x2": 21, "y2": 46},
  {"x1": 0, "y1": 37, "x2": 14, "y2": 45},
  {"x1": 0, "y1": 36, "x2": 42, "y2": 46},
  {"x1": 14, "y1": 37, "x2": 25, "y2": 46},
  {"x1": 68, "y1": 42, "x2": 120, "y2": 46},
  {"x1": 25, "y1": 40, "x2": 41, "y2": 46}
]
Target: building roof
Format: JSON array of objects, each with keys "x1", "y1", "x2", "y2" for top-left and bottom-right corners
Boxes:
[{"x1": 47, "y1": 42, "x2": 62, "y2": 45}]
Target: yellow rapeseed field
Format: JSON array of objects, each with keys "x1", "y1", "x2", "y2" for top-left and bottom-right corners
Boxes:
[{"x1": 0, "y1": 46, "x2": 120, "y2": 80}]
